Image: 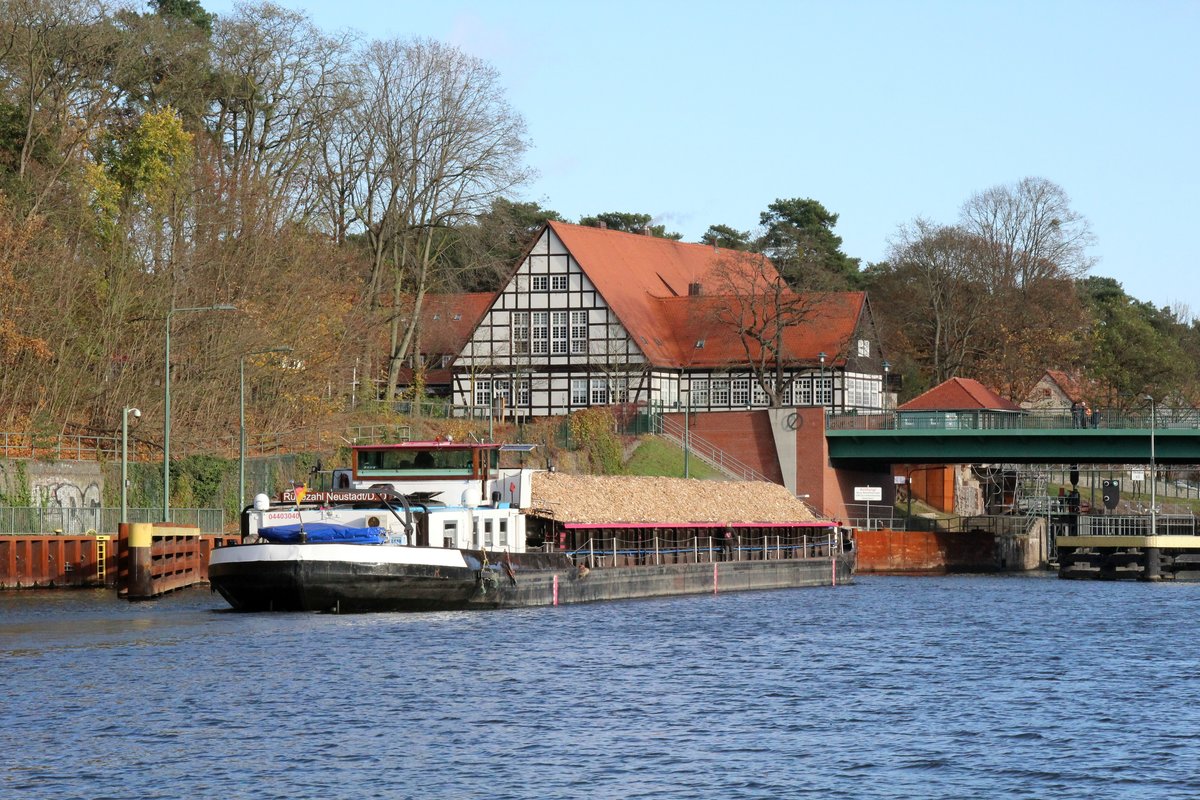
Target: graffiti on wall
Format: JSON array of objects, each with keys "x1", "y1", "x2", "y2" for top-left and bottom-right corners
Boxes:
[{"x1": 33, "y1": 478, "x2": 103, "y2": 534}]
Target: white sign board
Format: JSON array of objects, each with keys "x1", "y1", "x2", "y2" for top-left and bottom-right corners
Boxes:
[
  {"x1": 1131, "y1": 469, "x2": 1145, "y2": 482},
  {"x1": 854, "y1": 486, "x2": 883, "y2": 502}
]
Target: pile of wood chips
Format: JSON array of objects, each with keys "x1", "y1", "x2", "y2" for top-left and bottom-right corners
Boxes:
[{"x1": 530, "y1": 473, "x2": 823, "y2": 525}]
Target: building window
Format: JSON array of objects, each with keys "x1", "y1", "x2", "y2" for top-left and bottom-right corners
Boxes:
[
  {"x1": 590, "y1": 378, "x2": 608, "y2": 405},
  {"x1": 732, "y1": 378, "x2": 750, "y2": 406},
  {"x1": 796, "y1": 377, "x2": 812, "y2": 406},
  {"x1": 494, "y1": 379, "x2": 511, "y2": 405},
  {"x1": 858, "y1": 339, "x2": 870, "y2": 358},
  {"x1": 570, "y1": 310, "x2": 588, "y2": 354},
  {"x1": 611, "y1": 377, "x2": 629, "y2": 403},
  {"x1": 531, "y1": 312, "x2": 548, "y2": 355},
  {"x1": 550, "y1": 311, "x2": 569, "y2": 354},
  {"x1": 517, "y1": 379, "x2": 530, "y2": 406},
  {"x1": 551, "y1": 275, "x2": 568, "y2": 291},
  {"x1": 474, "y1": 379, "x2": 491, "y2": 406},
  {"x1": 816, "y1": 376, "x2": 832, "y2": 406},
  {"x1": 570, "y1": 378, "x2": 588, "y2": 405},
  {"x1": 532, "y1": 275, "x2": 548, "y2": 292},
  {"x1": 711, "y1": 379, "x2": 730, "y2": 406},
  {"x1": 751, "y1": 380, "x2": 767, "y2": 406},
  {"x1": 690, "y1": 378, "x2": 709, "y2": 407},
  {"x1": 512, "y1": 312, "x2": 529, "y2": 355}
]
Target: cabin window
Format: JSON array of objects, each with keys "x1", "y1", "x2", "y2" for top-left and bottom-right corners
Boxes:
[
  {"x1": 531, "y1": 312, "x2": 549, "y2": 355},
  {"x1": 570, "y1": 379, "x2": 588, "y2": 405},
  {"x1": 474, "y1": 519, "x2": 482, "y2": 549},
  {"x1": 551, "y1": 274, "x2": 568, "y2": 291},
  {"x1": 443, "y1": 521, "x2": 458, "y2": 549},
  {"x1": 356, "y1": 447, "x2": 477, "y2": 477},
  {"x1": 499, "y1": 518, "x2": 508, "y2": 548},
  {"x1": 570, "y1": 310, "x2": 588, "y2": 354},
  {"x1": 484, "y1": 519, "x2": 494, "y2": 548},
  {"x1": 512, "y1": 312, "x2": 530, "y2": 355},
  {"x1": 532, "y1": 275, "x2": 549, "y2": 292}
]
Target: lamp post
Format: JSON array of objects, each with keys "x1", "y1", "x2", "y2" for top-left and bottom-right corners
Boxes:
[
  {"x1": 881, "y1": 360, "x2": 890, "y2": 416},
  {"x1": 121, "y1": 407, "x2": 141, "y2": 524},
  {"x1": 818, "y1": 351, "x2": 827, "y2": 410},
  {"x1": 683, "y1": 376, "x2": 690, "y2": 479},
  {"x1": 1143, "y1": 395, "x2": 1157, "y2": 535},
  {"x1": 240, "y1": 347, "x2": 293, "y2": 512},
  {"x1": 164, "y1": 304, "x2": 236, "y2": 522}
]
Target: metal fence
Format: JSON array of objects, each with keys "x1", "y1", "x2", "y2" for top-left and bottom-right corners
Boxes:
[
  {"x1": 0, "y1": 507, "x2": 225, "y2": 536},
  {"x1": 829, "y1": 408, "x2": 1200, "y2": 432}
]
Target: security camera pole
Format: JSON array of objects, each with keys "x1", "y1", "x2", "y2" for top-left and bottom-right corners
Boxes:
[{"x1": 122, "y1": 407, "x2": 142, "y2": 524}]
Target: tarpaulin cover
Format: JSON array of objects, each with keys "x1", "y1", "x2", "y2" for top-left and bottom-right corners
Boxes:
[{"x1": 258, "y1": 523, "x2": 386, "y2": 544}]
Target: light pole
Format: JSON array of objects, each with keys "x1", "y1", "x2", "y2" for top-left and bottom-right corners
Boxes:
[
  {"x1": 881, "y1": 360, "x2": 890, "y2": 416},
  {"x1": 121, "y1": 407, "x2": 141, "y2": 524},
  {"x1": 164, "y1": 304, "x2": 236, "y2": 522},
  {"x1": 818, "y1": 351, "x2": 827, "y2": 409},
  {"x1": 240, "y1": 346, "x2": 293, "y2": 512},
  {"x1": 683, "y1": 376, "x2": 690, "y2": 479},
  {"x1": 1143, "y1": 395, "x2": 1157, "y2": 535}
]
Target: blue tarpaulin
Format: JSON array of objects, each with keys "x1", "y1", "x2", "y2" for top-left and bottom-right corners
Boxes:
[{"x1": 259, "y1": 523, "x2": 386, "y2": 544}]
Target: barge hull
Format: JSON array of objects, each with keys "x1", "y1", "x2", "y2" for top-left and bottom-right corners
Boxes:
[{"x1": 209, "y1": 544, "x2": 850, "y2": 612}]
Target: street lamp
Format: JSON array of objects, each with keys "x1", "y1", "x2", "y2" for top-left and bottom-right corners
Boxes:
[
  {"x1": 818, "y1": 352, "x2": 827, "y2": 409},
  {"x1": 121, "y1": 407, "x2": 141, "y2": 524},
  {"x1": 1143, "y1": 394, "x2": 1157, "y2": 535},
  {"x1": 240, "y1": 346, "x2": 293, "y2": 512},
  {"x1": 164, "y1": 304, "x2": 236, "y2": 522},
  {"x1": 881, "y1": 360, "x2": 891, "y2": 415}
]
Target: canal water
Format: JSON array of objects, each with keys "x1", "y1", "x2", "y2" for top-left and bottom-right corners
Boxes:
[{"x1": 4, "y1": 574, "x2": 1199, "y2": 799}]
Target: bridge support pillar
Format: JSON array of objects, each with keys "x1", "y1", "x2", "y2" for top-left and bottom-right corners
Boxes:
[{"x1": 1144, "y1": 547, "x2": 1162, "y2": 581}]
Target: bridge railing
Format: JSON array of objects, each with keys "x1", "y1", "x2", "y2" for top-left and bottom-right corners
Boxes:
[{"x1": 828, "y1": 408, "x2": 1200, "y2": 432}]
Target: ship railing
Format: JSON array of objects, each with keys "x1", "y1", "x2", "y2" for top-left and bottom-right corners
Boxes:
[
  {"x1": 559, "y1": 532, "x2": 840, "y2": 569},
  {"x1": 1074, "y1": 514, "x2": 1198, "y2": 537}
]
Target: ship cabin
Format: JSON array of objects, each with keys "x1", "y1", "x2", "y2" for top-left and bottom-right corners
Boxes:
[{"x1": 276, "y1": 440, "x2": 538, "y2": 553}]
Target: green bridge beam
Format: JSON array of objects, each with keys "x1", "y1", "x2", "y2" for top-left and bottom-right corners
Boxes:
[{"x1": 826, "y1": 428, "x2": 1200, "y2": 470}]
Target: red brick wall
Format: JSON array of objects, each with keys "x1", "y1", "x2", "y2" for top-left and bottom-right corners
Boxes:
[{"x1": 667, "y1": 410, "x2": 783, "y2": 483}]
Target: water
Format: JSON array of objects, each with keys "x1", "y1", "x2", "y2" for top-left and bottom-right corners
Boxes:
[{"x1": 3, "y1": 575, "x2": 1200, "y2": 799}]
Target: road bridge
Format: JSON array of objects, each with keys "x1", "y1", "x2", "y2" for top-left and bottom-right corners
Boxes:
[{"x1": 825, "y1": 409, "x2": 1200, "y2": 471}]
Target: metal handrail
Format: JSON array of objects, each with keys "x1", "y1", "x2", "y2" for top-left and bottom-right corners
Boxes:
[
  {"x1": 655, "y1": 415, "x2": 773, "y2": 482},
  {"x1": 828, "y1": 408, "x2": 1200, "y2": 432},
  {"x1": 556, "y1": 532, "x2": 839, "y2": 568}
]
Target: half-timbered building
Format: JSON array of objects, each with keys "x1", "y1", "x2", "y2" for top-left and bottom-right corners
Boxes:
[{"x1": 450, "y1": 220, "x2": 887, "y2": 418}]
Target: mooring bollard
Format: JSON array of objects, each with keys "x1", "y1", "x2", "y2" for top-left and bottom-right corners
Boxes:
[{"x1": 127, "y1": 522, "x2": 154, "y2": 599}]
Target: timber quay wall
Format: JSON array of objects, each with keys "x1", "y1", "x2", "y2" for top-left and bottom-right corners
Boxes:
[{"x1": 0, "y1": 524, "x2": 238, "y2": 596}]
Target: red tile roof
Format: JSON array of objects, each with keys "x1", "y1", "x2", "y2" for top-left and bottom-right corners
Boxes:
[
  {"x1": 547, "y1": 221, "x2": 866, "y2": 367},
  {"x1": 898, "y1": 377, "x2": 1022, "y2": 412}
]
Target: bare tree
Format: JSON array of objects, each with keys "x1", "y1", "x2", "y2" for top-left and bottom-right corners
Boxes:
[
  {"x1": 708, "y1": 250, "x2": 824, "y2": 407},
  {"x1": 960, "y1": 176, "x2": 1095, "y2": 289}
]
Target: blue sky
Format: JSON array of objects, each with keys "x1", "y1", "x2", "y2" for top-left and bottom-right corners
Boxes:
[{"x1": 205, "y1": 0, "x2": 1198, "y2": 313}]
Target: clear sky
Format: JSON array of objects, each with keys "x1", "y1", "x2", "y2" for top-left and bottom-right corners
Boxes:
[{"x1": 205, "y1": 0, "x2": 1199, "y2": 313}]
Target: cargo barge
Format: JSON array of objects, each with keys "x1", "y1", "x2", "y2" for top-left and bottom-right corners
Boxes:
[{"x1": 208, "y1": 440, "x2": 850, "y2": 612}]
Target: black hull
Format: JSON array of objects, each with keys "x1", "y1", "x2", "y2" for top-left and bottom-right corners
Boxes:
[{"x1": 209, "y1": 546, "x2": 851, "y2": 613}]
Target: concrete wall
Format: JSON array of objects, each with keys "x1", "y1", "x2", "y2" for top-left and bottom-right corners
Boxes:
[{"x1": 0, "y1": 460, "x2": 105, "y2": 534}]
